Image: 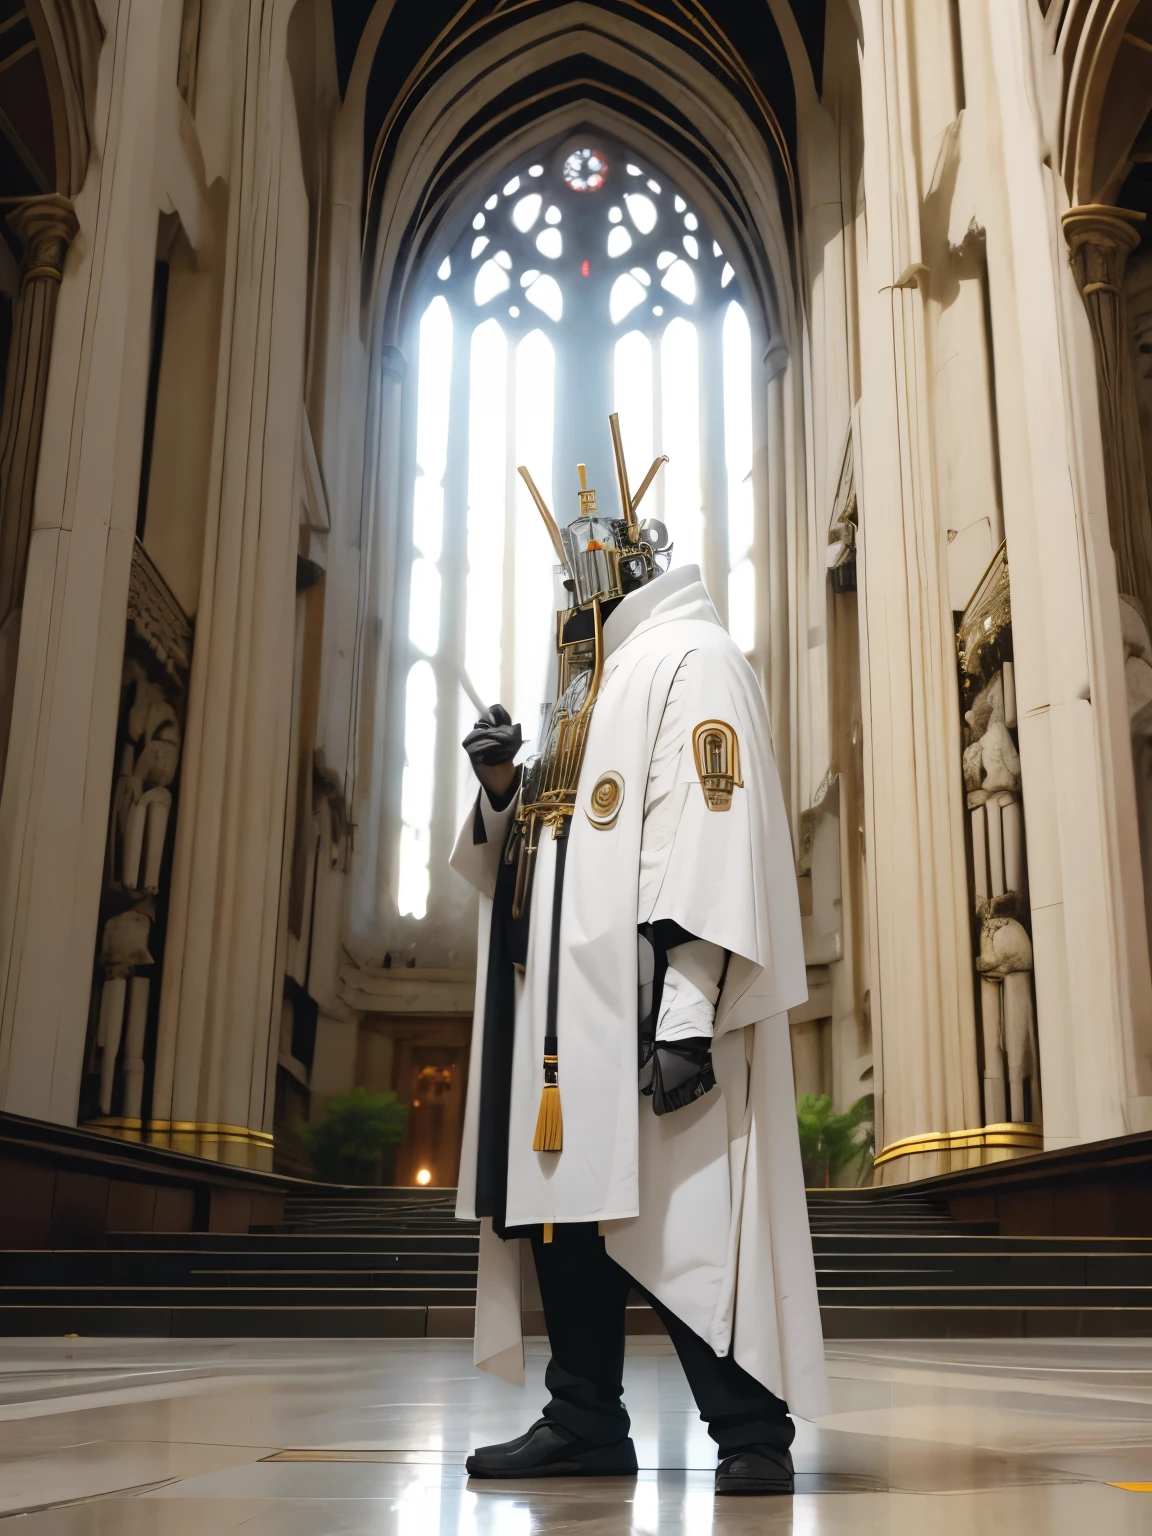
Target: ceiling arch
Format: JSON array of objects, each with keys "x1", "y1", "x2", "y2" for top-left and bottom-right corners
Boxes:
[{"x1": 348, "y1": 1, "x2": 806, "y2": 358}]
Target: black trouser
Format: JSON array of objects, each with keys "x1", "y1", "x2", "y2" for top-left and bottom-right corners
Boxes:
[{"x1": 529, "y1": 1221, "x2": 794, "y2": 1456}]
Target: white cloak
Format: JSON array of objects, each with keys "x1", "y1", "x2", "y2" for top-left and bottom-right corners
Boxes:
[{"x1": 450, "y1": 567, "x2": 829, "y2": 1421}]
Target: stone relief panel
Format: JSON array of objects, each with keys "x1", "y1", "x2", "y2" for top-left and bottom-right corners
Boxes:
[
  {"x1": 958, "y1": 544, "x2": 1041, "y2": 1128},
  {"x1": 79, "y1": 541, "x2": 191, "y2": 1134}
]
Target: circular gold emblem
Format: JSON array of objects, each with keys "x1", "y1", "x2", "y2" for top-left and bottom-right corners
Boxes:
[{"x1": 586, "y1": 770, "x2": 625, "y2": 830}]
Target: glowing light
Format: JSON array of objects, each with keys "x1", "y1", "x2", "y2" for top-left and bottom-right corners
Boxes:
[
  {"x1": 610, "y1": 271, "x2": 647, "y2": 323},
  {"x1": 412, "y1": 296, "x2": 451, "y2": 566},
  {"x1": 503, "y1": 175, "x2": 521, "y2": 196},
  {"x1": 475, "y1": 258, "x2": 510, "y2": 304},
  {"x1": 536, "y1": 227, "x2": 562, "y2": 260},
  {"x1": 437, "y1": 256, "x2": 451, "y2": 280},
  {"x1": 661, "y1": 259, "x2": 697, "y2": 304},
  {"x1": 398, "y1": 660, "x2": 437, "y2": 919},
  {"x1": 525, "y1": 273, "x2": 563, "y2": 321},
  {"x1": 614, "y1": 331, "x2": 653, "y2": 476},
  {"x1": 415, "y1": 1168, "x2": 432, "y2": 1186},
  {"x1": 661, "y1": 317, "x2": 703, "y2": 572},
  {"x1": 464, "y1": 319, "x2": 507, "y2": 706},
  {"x1": 514, "y1": 329, "x2": 556, "y2": 744},
  {"x1": 582, "y1": 259, "x2": 590, "y2": 277},
  {"x1": 529, "y1": 163, "x2": 544, "y2": 177},
  {"x1": 607, "y1": 225, "x2": 632, "y2": 258},
  {"x1": 512, "y1": 193, "x2": 542, "y2": 232},
  {"x1": 725, "y1": 300, "x2": 755, "y2": 653},
  {"x1": 683, "y1": 235, "x2": 699, "y2": 259},
  {"x1": 684, "y1": 212, "x2": 699, "y2": 230},
  {"x1": 470, "y1": 236, "x2": 489, "y2": 259},
  {"x1": 721, "y1": 261, "x2": 735, "y2": 287},
  {"x1": 624, "y1": 193, "x2": 657, "y2": 234},
  {"x1": 563, "y1": 147, "x2": 608, "y2": 191}
]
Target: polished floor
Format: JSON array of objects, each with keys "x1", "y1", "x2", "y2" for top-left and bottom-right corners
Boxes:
[{"x1": 0, "y1": 1335, "x2": 1149, "y2": 1531}]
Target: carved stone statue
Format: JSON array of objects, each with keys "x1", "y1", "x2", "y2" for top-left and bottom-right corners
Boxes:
[
  {"x1": 96, "y1": 901, "x2": 153, "y2": 1118},
  {"x1": 110, "y1": 665, "x2": 181, "y2": 894},
  {"x1": 95, "y1": 662, "x2": 183, "y2": 1118},
  {"x1": 959, "y1": 545, "x2": 1041, "y2": 1128}
]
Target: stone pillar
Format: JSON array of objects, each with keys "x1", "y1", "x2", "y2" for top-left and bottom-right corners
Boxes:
[
  {"x1": 1062, "y1": 206, "x2": 1152, "y2": 628},
  {"x1": 0, "y1": 194, "x2": 79, "y2": 778},
  {"x1": 764, "y1": 350, "x2": 791, "y2": 818},
  {"x1": 856, "y1": 0, "x2": 983, "y2": 1181},
  {"x1": 149, "y1": 2, "x2": 310, "y2": 1170}
]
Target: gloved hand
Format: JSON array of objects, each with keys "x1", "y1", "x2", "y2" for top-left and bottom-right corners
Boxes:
[
  {"x1": 462, "y1": 704, "x2": 523, "y2": 805},
  {"x1": 463, "y1": 703, "x2": 523, "y2": 766},
  {"x1": 639, "y1": 1036, "x2": 716, "y2": 1115}
]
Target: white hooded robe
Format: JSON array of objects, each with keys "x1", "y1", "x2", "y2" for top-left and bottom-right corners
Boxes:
[{"x1": 450, "y1": 567, "x2": 829, "y2": 1421}]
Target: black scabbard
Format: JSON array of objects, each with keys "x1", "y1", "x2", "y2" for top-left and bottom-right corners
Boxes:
[{"x1": 543, "y1": 822, "x2": 570, "y2": 1077}]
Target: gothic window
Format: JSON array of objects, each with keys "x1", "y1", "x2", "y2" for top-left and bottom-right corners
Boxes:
[{"x1": 392, "y1": 138, "x2": 759, "y2": 932}]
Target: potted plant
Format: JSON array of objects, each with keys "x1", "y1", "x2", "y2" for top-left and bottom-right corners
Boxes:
[
  {"x1": 297, "y1": 1087, "x2": 410, "y2": 1185},
  {"x1": 796, "y1": 1092, "x2": 875, "y2": 1188}
]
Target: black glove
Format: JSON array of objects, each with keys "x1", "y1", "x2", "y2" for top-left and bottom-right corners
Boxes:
[
  {"x1": 639, "y1": 1036, "x2": 716, "y2": 1115},
  {"x1": 462, "y1": 704, "x2": 523, "y2": 768}
]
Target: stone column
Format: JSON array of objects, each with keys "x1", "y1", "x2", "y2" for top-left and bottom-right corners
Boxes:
[
  {"x1": 856, "y1": 0, "x2": 983, "y2": 1181},
  {"x1": 1062, "y1": 206, "x2": 1152, "y2": 628},
  {"x1": 149, "y1": 2, "x2": 310, "y2": 1170},
  {"x1": 0, "y1": 194, "x2": 79, "y2": 777}
]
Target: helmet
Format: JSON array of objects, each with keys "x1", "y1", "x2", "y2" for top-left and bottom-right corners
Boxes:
[{"x1": 518, "y1": 413, "x2": 671, "y2": 610}]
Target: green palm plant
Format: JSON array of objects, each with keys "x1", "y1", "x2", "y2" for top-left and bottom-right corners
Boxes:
[
  {"x1": 796, "y1": 1092, "x2": 875, "y2": 1188},
  {"x1": 296, "y1": 1087, "x2": 410, "y2": 1184}
]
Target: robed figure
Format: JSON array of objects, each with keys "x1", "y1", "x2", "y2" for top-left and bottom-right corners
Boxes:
[{"x1": 450, "y1": 421, "x2": 828, "y2": 1496}]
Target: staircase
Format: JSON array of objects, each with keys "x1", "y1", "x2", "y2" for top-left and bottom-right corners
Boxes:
[
  {"x1": 0, "y1": 1189, "x2": 480, "y2": 1338},
  {"x1": 0, "y1": 1186, "x2": 1150, "y2": 1337},
  {"x1": 809, "y1": 1189, "x2": 1152, "y2": 1337}
]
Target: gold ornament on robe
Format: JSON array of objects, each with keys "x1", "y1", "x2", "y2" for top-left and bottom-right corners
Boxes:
[
  {"x1": 692, "y1": 720, "x2": 744, "y2": 811},
  {"x1": 586, "y1": 769, "x2": 625, "y2": 830},
  {"x1": 514, "y1": 415, "x2": 669, "y2": 1154}
]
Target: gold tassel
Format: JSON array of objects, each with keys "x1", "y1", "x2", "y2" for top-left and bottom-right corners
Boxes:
[{"x1": 532, "y1": 1057, "x2": 563, "y2": 1151}]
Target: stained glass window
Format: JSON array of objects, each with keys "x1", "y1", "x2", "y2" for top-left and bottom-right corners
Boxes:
[{"x1": 388, "y1": 136, "x2": 761, "y2": 937}]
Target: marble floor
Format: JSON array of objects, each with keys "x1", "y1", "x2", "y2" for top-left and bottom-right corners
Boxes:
[{"x1": 0, "y1": 1336, "x2": 1149, "y2": 1532}]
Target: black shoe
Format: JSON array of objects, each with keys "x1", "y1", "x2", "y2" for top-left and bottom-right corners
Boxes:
[
  {"x1": 466, "y1": 1418, "x2": 638, "y2": 1479},
  {"x1": 715, "y1": 1445, "x2": 795, "y2": 1495}
]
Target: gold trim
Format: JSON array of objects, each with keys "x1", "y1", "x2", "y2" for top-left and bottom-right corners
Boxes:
[
  {"x1": 84, "y1": 1116, "x2": 273, "y2": 1147},
  {"x1": 586, "y1": 769, "x2": 625, "y2": 829},
  {"x1": 692, "y1": 720, "x2": 743, "y2": 811},
  {"x1": 873, "y1": 1122, "x2": 1043, "y2": 1168}
]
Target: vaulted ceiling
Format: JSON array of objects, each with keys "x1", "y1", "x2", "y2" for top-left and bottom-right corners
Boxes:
[{"x1": 333, "y1": 1, "x2": 824, "y2": 235}]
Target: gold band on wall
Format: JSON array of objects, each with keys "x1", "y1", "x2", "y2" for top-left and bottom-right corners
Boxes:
[
  {"x1": 84, "y1": 1117, "x2": 274, "y2": 1149},
  {"x1": 873, "y1": 1122, "x2": 1043, "y2": 1168}
]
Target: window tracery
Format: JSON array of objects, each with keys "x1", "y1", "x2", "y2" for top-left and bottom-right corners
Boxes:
[{"x1": 391, "y1": 139, "x2": 760, "y2": 933}]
